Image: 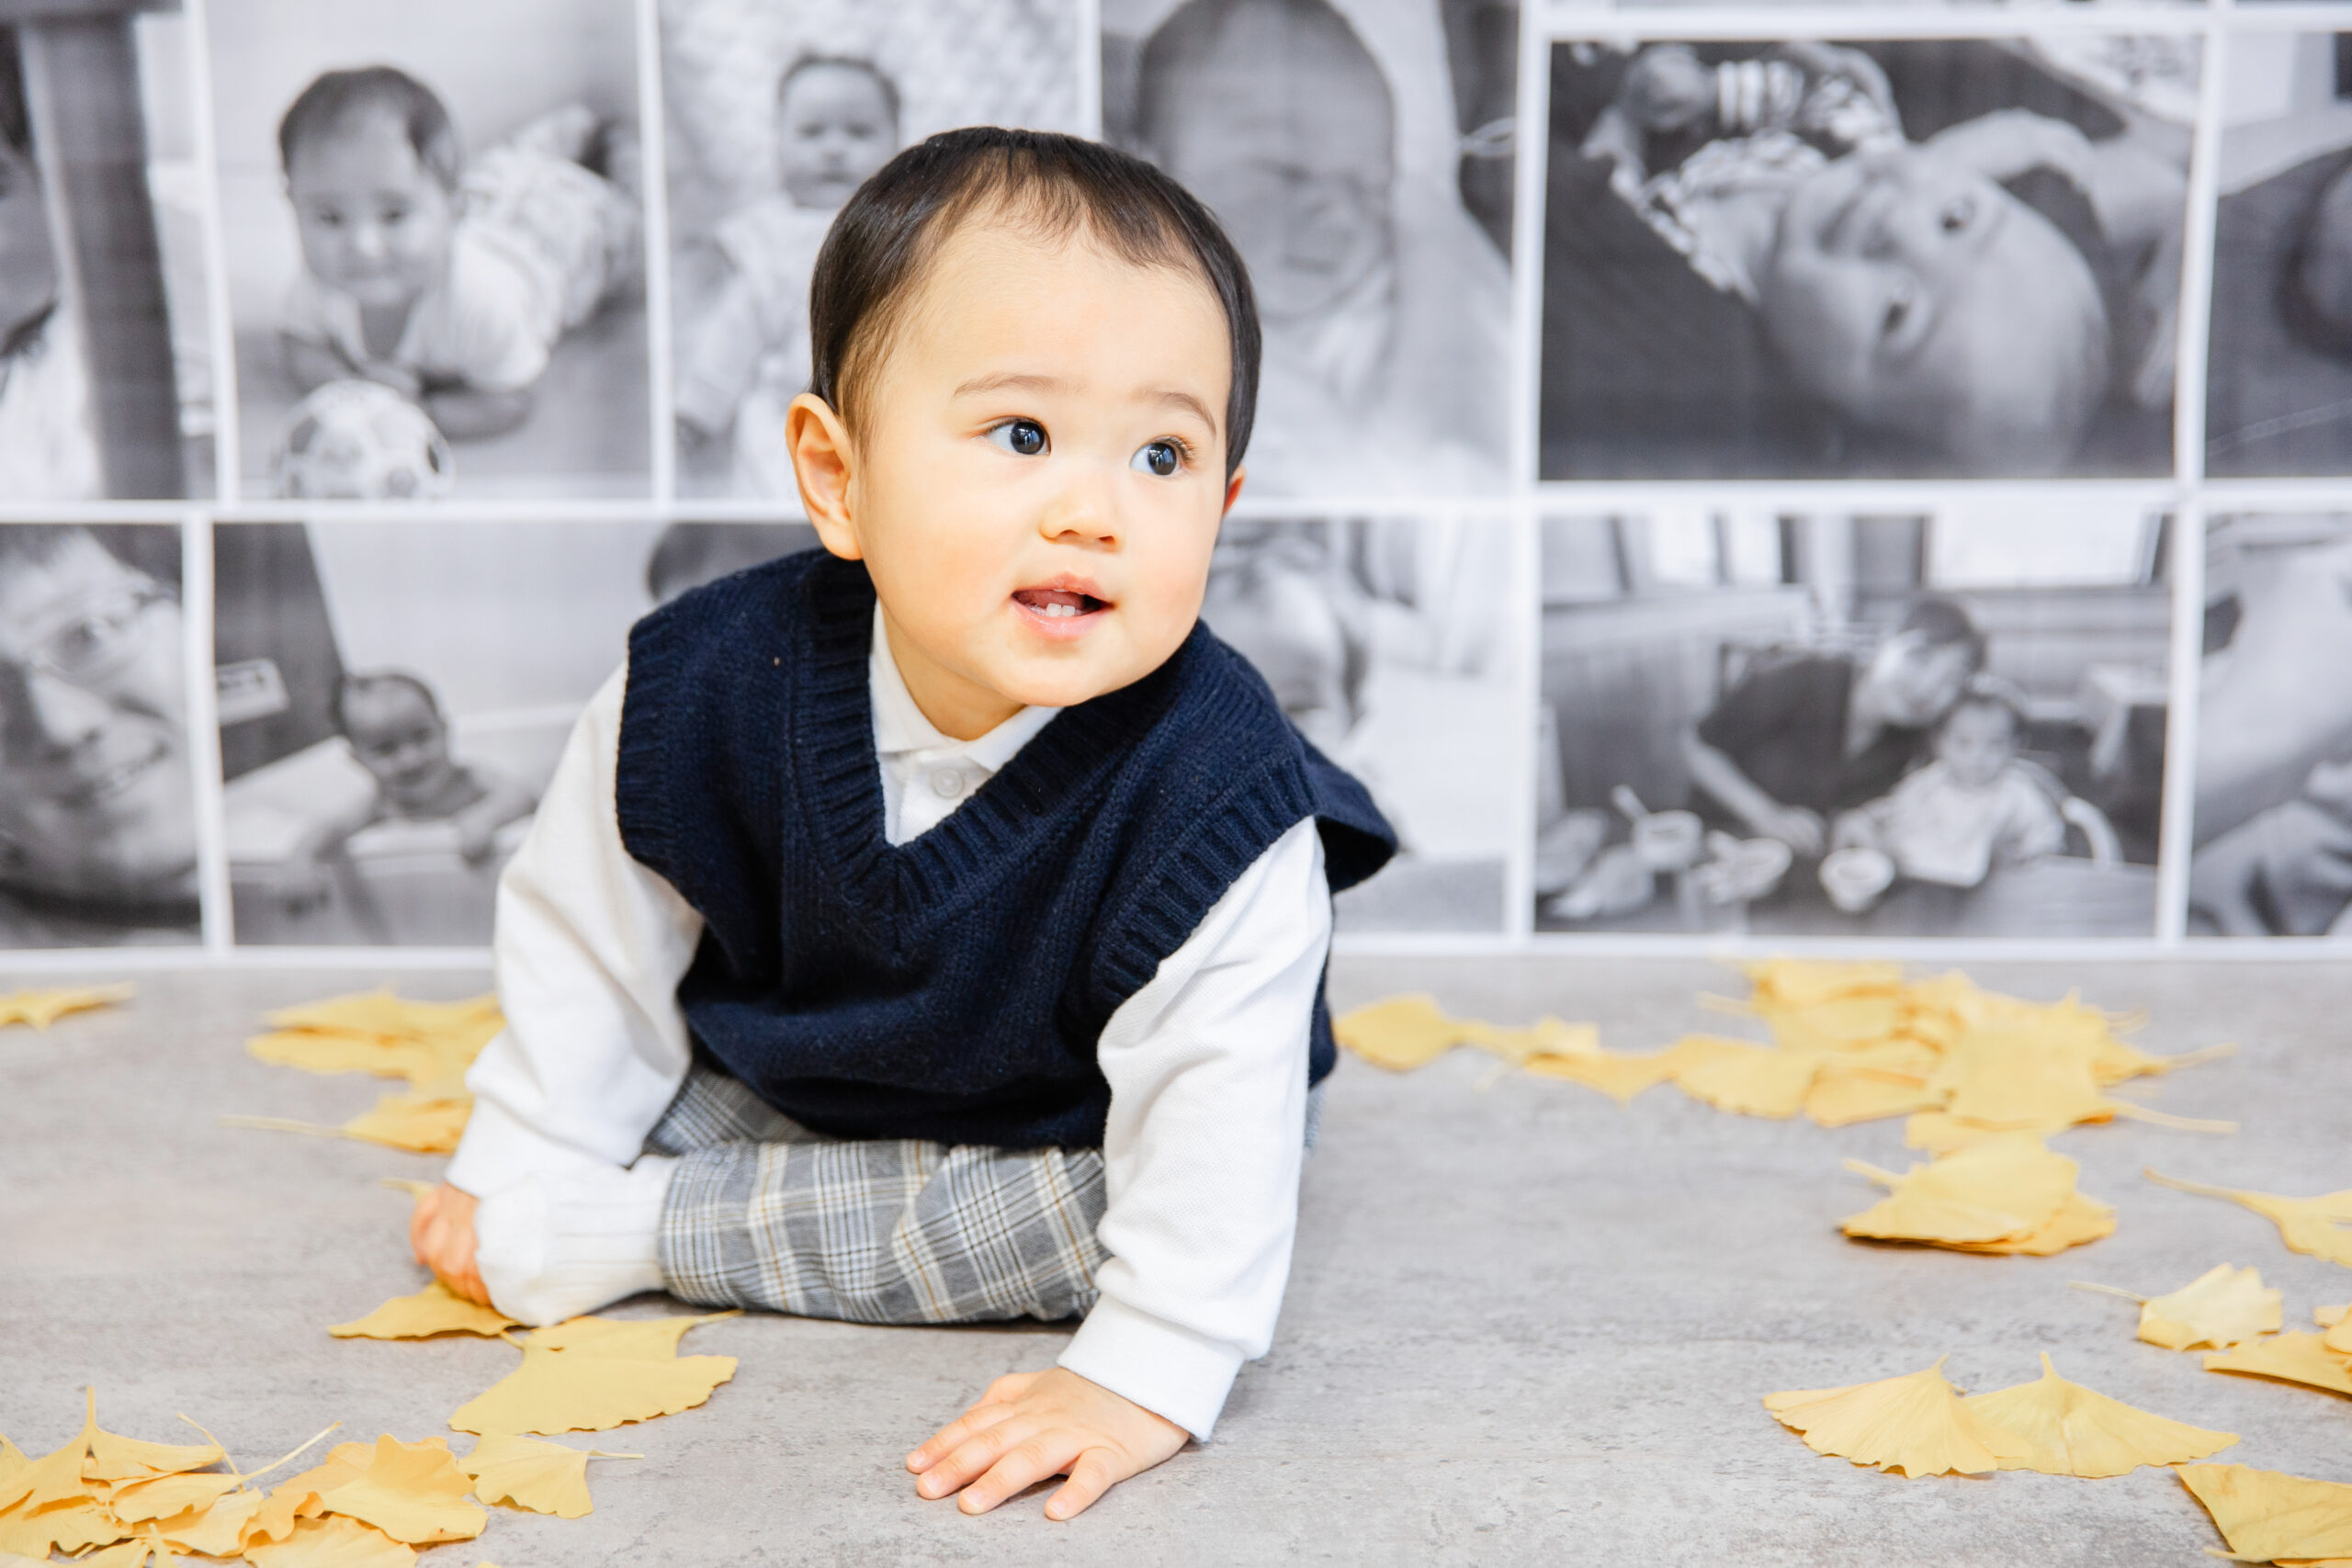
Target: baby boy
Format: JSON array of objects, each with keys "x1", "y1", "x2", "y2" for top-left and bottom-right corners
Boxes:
[
  {"x1": 277, "y1": 67, "x2": 639, "y2": 442},
  {"x1": 408, "y1": 128, "x2": 1395, "y2": 1517},
  {"x1": 1834, "y1": 685, "x2": 2064, "y2": 887}
]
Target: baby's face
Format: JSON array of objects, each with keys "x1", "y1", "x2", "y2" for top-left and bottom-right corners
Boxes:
[
  {"x1": 286, "y1": 111, "x2": 458, "y2": 311},
  {"x1": 820, "y1": 220, "x2": 1238, "y2": 728},
  {"x1": 1758, "y1": 146, "x2": 2102, "y2": 469},
  {"x1": 343, "y1": 684, "x2": 456, "y2": 805},
  {"x1": 775, "y1": 63, "x2": 898, "y2": 210},
  {"x1": 1935, "y1": 701, "x2": 2017, "y2": 789},
  {"x1": 0, "y1": 144, "x2": 59, "y2": 337},
  {"x1": 1145, "y1": 0, "x2": 1394, "y2": 322}
]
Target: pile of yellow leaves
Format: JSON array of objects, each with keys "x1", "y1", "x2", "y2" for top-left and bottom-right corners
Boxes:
[
  {"x1": 1763, "y1": 1354, "x2": 2236, "y2": 1479},
  {"x1": 0, "y1": 984, "x2": 132, "y2": 1032},
  {"x1": 1334, "y1": 962, "x2": 2233, "y2": 1145},
  {"x1": 226, "y1": 991, "x2": 503, "y2": 1156},
  {"x1": 1839, "y1": 1135, "x2": 2114, "y2": 1256},
  {"x1": 0, "y1": 1388, "x2": 640, "y2": 1566}
]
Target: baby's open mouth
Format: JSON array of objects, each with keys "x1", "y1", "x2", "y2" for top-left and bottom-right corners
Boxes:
[{"x1": 1012, "y1": 587, "x2": 1111, "y2": 621}]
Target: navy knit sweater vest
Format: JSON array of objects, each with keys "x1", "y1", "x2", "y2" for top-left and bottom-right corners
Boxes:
[{"x1": 614, "y1": 550, "x2": 1397, "y2": 1149}]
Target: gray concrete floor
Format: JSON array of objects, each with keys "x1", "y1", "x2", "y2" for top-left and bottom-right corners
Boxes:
[{"x1": 4, "y1": 957, "x2": 2348, "y2": 1566}]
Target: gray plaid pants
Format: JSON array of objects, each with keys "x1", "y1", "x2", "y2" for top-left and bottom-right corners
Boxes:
[{"x1": 645, "y1": 1064, "x2": 1110, "y2": 1325}]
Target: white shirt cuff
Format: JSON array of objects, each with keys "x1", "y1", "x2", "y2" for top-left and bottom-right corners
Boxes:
[
  {"x1": 444, "y1": 1091, "x2": 624, "y2": 1199},
  {"x1": 1057, "y1": 1295, "x2": 1247, "y2": 1441}
]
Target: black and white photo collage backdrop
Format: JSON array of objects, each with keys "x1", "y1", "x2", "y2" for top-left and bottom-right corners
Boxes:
[{"x1": 5, "y1": 0, "x2": 2350, "y2": 955}]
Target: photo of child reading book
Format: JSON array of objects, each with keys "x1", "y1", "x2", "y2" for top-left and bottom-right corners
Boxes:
[
  {"x1": 207, "y1": 0, "x2": 652, "y2": 500},
  {"x1": 405, "y1": 129, "x2": 1396, "y2": 1522},
  {"x1": 1541, "y1": 36, "x2": 2192, "y2": 479},
  {"x1": 659, "y1": 0, "x2": 1080, "y2": 498}
]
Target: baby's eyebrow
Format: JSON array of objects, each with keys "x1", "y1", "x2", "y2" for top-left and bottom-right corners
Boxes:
[{"x1": 951, "y1": 372, "x2": 1218, "y2": 434}]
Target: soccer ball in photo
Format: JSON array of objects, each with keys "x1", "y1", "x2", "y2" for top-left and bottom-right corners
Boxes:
[{"x1": 270, "y1": 379, "x2": 455, "y2": 501}]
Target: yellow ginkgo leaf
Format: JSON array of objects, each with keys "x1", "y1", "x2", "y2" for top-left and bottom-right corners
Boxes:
[
  {"x1": 1763, "y1": 1358, "x2": 2032, "y2": 1477},
  {"x1": 266, "y1": 990, "x2": 498, "y2": 1043},
  {"x1": 1902, "y1": 1110, "x2": 2075, "y2": 1156},
  {"x1": 450, "y1": 1315, "x2": 738, "y2": 1436},
  {"x1": 2320, "y1": 1303, "x2": 2352, "y2": 1356},
  {"x1": 1958, "y1": 1353, "x2": 2237, "y2": 1476},
  {"x1": 76, "y1": 1536, "x2": 174, "y2": 1568},
  {"x1": 0, "y1": 984, "x2": 131, "y2": 1030},
  {"x1": 246, "y1": 1031, "x2": 440, "y2": 1083},
  {"x1": 108, "y1": 1469, "x2": 241, "y2": 1522},
  {"x1": 1666, "y1": 1035, "x2": 1817, "y2": 1119},
  {"x1": 242, "y1": 1513, "x2": 418, "y2": 1568},
  {"x1": 2202, "y1": 1333, "x2": 2352, "y2": 1398},
  {"x1": 241, "y1": 1445, "x2": 373, "y2": 1550},
  {"x1": 2, "y1": 1389, "x2": 221, "y2": 1514},
  {"x1": 1331, "y1": 995, "x2": 1461, "y2": 1070},
  {"x1": 1840, "y1": 1137, "x2": 2077, "y2": 1247},
  {"x1": 330, "y1": 1282, "x2": 516, "y2": 1341},
  {"x1": 0, "y1": 1496, "x2": 126, "y2": 1558},
  {"x1": 151, "y1": 1487, "x2": 265, "y2": 1555},
  {"x1": 2147, "y1": 1170, "x2": 2352, "y2": 1268},
  {"x1": 459, "y1": 1434, "x2": 638, "y2": 1519},
  {"x1": 2075, "y1": 1265, "x2": 2281, "y2": 1351},
  {"x1": 1743, "y1": 959, "x2": 1905, "y2": 1010},
  {"x1": 1930, "y1": 1030, "x2": 2115, "y2": 1131},
  {"x1": 226, "y1": 1091, "x2": 472, "y2": 1157},
  {"x1": 1521, "y1": 1046, "x2": 1676, "y2": 1103},
  {"x1": 2177, "y1": 1463, "x2": 2352, "y2": 1566},
  {"x1": 311, "y1": 1437, "x2": 485, "y2": 1546},
  {"x1": 1941, "y1": 1191, "x2": 2116, "y2": 1257},
  {"x1": 1804, "y1": 1066, "x2": 1943, "y2": 1130}
]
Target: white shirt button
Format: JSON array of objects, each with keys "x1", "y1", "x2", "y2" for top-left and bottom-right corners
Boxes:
[{"x1": 930, "y1": 768, "x2": 966, "y2": 799}]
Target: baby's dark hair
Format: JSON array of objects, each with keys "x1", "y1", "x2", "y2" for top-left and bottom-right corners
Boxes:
[
  {"x1": 808, "y1": 126, "x2": 1261, "y2": 478},
  {"x1": 778, "y1": 52, "x2": 899, "y2": 128},
  {"x1": 1938, "y1": 681, "x2": 2026, "y2": 742},
  {"x1": 277, "y1": 66, "x2": 462, "y2": 191},
  {"x1": 334, "y1": 670, "x2": 444, "y2": 736},
  {"x1": 1895, "y1": 594, "x2": 1988, "y2": 674}
]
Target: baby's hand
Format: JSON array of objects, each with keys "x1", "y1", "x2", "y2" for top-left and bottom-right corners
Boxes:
[
  {"x1": 907, "y1": 1367, "x2": 1188, "y2": 1520},
  {"x1": 410, "y1": 1182, "x2": 490, "y2": 1306}
]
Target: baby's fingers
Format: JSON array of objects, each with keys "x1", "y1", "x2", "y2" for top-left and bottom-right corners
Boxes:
[
  {"x1": 1044, "y1": 1446, "x2": 1126, "y2": 1521},
  {"x1": 955, "y1": 1429, "x2": 1090, "y2": 1517},
  {"x1": 908, "y1": 1401, "x2": 1023, "y2": 1480}
]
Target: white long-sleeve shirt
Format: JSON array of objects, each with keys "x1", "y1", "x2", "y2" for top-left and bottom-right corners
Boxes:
[{"x1": 447, "y1": 610, "x2": 1331, "y2": 1438}]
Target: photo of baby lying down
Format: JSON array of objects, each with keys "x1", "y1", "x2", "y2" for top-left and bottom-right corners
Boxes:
[
  {"x1": 213, "y1": 519, "x2": 665, "y2": 945},
  {"x1": 1540, "y1": 36, "x2": 2193, "y2": 479},
  {"x1": 206, "y1": 0, "x2": 651, "y2": 501},
  {"x1": 658, "y1": 0, "x2": 1080, "y2": 499}
]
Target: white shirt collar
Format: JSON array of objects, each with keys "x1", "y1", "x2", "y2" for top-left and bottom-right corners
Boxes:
[{"x1": 868, "y1": 604, "x2": 1060, "y2": 769}]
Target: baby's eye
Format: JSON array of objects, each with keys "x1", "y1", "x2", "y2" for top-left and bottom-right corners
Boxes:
[
  {"x1": 1939, "y1": 196, "x2": 1974, "y2": 233},
  {"x1": 985, "y1": 418, "x2": 1047, "y2": 457},
  {"x1": 1131, "y1": 439, "x2": 1186, "y2": 478}
]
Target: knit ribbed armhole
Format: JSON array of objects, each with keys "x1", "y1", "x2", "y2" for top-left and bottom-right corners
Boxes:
[
  {"x1": 615, "y1": 595, "x2": 684, "y2": 886},
  {"x1": 1090, "y1": 750, "x2": 1318, "y2": 1003}
]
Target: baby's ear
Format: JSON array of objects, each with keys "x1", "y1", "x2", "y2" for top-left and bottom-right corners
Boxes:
[{"x1": 785, "y1": 393, "x2": 864, "y2": 560}]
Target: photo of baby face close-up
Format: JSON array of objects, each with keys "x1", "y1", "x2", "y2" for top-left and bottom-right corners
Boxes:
[
  {"x1": 1759, "y1": 145, "x2": 2106, "y2": 474},
  {"x1": 1932, "y1": 696, "x2": 2022, "y2": 792},
  {"x1": 283, "y1": 101, "x2": 461, "y2": 324},
  {"x1": 775, "y1": 58, "x2": 900, "y2": 213}
]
